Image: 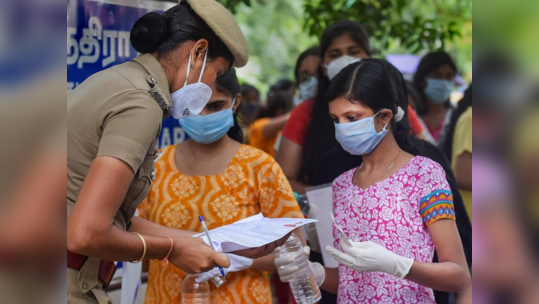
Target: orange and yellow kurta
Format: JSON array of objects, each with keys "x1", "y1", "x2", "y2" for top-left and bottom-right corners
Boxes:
[{"x1": 138, "y1": 144, "x2": 303, "y2": 304}]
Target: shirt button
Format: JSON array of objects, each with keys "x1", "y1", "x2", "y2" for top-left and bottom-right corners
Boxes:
[
  {"x1": 150, "y1": 170, "x2": 155, "y2": 182},
  {"x1": 146, "y1": 76, "x2": 158, "y2": 87},
  {"x1": 82, "y1": 281, "x2": 89, "y2": 290}
]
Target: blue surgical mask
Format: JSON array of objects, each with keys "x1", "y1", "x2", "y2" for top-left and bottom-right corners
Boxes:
[
  {"x1": 335, "y1": 110, "x2": 388, "y2": 155},
  {"x1": 179, "y1": 100, "x2": 236, "y2": 144},
  {"x1": 424, "y1": 78, "x2": 454, "y2": 104},
  {"x1": 299, "y1": 76, "x2": 318, "y2": 101}
]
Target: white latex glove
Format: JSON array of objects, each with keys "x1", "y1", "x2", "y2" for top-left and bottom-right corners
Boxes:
[
  {"x1": 326, "y1": 239, "x2": 414, "y2": 279},
  {"x1": 274, "y1": 246, "x2": 325, "y2": 286},
  {"x1": 196, "y1": 254, "x2": 253, "y2": 282}
]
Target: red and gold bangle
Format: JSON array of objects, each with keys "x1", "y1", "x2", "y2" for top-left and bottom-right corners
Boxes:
[{"x1": 161, "y1": 235, "x2": 174, "y2": 266}]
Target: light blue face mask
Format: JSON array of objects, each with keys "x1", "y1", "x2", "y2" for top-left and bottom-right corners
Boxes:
[
  {"x1": 334, "y1": 110, "x2": 388, "y2": 155},
  {"x1": 424, "y1": 78, "x2": 454, "y2": 104},
  {"x1": 179, "y1": 99, "x2": 236, "y2": 145},
  {"x1": 299, "y1": 76, "x2": 318, "y2": 101}
]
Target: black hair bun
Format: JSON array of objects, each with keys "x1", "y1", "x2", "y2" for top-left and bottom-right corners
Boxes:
[{"x1": 130, "y1": 12, "x2": 167, "y2": 54}]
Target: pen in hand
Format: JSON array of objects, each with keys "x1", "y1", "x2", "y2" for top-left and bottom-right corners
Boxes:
[{"x1": 199, "y1": 216, "x2": 226, "y2": 278}]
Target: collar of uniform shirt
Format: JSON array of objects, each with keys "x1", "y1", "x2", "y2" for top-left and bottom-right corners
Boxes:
[{"x1": 133, "y1": 54, "x2": 172, "y2": 107}]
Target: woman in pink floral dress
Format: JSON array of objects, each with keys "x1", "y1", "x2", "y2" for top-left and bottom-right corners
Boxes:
[
  {"x1": 326, "y1": 60, "x2": 471, "y2": 303},
  {"x1": 329, "y1": 155, "x2": 461, "y2": 303},
  {"x1": 276, "y1": 60, "x2": 470, "y2": 303}
]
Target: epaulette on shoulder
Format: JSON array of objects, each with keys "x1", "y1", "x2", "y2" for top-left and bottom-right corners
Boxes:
[{"x1": 149, "y1": 89, "x2": 169, "y2": 111}]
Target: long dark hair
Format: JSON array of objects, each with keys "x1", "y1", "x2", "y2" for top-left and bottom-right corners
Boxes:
[
  {"x1": 301, "y1": 21, "x2": 371, "y2": 184},
  {"x1": 313, "y1": 59, "x2": 473, "y2": 279},
  {"x1": 327, "y1": 59, "x2": 425, "y2": 156},
  {"x1": 214, "y1": 68, "x2": 243, "y2": 143},
  {"x1": 441, "y1": 84, "x2": 472, "y2": 160},
  {"x1": 413, "y1": 51, "x2": 457, "y2": 116},
  {"x1": 378, "y1": 60, "x2": 423, "y2": 149},
  {"x1": 240, "y1": 83, "x2": 259, "y2": 97},
  {"x1": 255, "y1": 93, "x2": 294, "y2": 120},
  {"x1": 294, "y1": 46, "x2": 321, "y2": 84},
  {"x1": 130, "y1": 1, "x2": 233, "y2": 66},
  {"x1": 405, "y1": 81, "x2": 421, "y2": 110}
]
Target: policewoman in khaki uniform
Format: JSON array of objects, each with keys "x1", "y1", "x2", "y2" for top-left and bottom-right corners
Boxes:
[{"x1": 67, "y1": 1, "x2": 285, "y2": 303}]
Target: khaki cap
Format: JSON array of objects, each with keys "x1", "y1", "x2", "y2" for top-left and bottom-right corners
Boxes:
[{"x1": 184, "y1": 0, "x2": 249, "y2": 67}]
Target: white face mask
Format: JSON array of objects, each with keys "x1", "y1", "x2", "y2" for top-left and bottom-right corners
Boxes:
[
  {"x1": 325, "y1": 55, "x2": 361, "y2": 80},
  {"x1": 169, "y1": 48, "x2": 212, "y2": 119},
  {"x1": 299, "y1": 76, "x2": 318, "y2": 101}
]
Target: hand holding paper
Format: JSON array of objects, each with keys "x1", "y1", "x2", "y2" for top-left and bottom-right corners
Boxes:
[
  {"x1": 194, "y1": 213, "x2": 317, "y2": 259},
  {"x1": 196, "y1": 254, "x2": 253, "y2": 283}
]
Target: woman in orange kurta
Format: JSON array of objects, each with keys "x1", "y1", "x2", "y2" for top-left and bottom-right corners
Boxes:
[{"x1": 138, "y1": 69, "x2": 304, "y2": 304}]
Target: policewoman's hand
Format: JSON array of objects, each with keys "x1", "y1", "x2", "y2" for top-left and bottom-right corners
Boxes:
[
  {"x1": 196, "y1": 254, "x2": 253, "y2": 282},
  {"x1": 169, "y1": 236, "x2": 231, "y2": 274}
]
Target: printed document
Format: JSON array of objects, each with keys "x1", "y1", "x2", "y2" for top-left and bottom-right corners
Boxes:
[{"x1": 193, "y1": 213, "x2": 317, "y2": 252}]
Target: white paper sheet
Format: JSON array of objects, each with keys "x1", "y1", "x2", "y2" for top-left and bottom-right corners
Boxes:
[
  {"x1": 193, "y1": 213, "x2": 317, "y2": 252},
  {"x1": 305, "y1": 184, "x2": 339, "y2": 268}
]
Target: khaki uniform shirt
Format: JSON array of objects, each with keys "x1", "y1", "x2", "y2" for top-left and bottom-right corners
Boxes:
[{"x1": 67, "y1": 54, "x2": 171, "y2": 303}]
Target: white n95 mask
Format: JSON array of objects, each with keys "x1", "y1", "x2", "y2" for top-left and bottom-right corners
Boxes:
[
  {"x1": 169, "y1": 48, "x2": 212, "y2": 119},
  {"x1": 325, "y1": 55, "x2": 361, "y2": 81}
]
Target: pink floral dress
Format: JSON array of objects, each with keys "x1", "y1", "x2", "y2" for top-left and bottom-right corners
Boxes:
[{"x1": 332, "y1": 156, "x2": 456, "y2": 304}]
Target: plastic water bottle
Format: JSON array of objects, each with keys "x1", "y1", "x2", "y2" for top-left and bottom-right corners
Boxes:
[
  {"x1": 180, "y1": 275, "x2": 210, "y2": 304},
  {"x1": 277, "y1": 233, "x2": 322, "y2": 304},
  {"x1": 210, "y1": 275, "x2": 226, "y2": 288}
]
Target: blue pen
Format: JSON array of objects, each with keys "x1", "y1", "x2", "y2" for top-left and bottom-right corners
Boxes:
[{"x1": 199, "y1": 216, "x2": 226, "y2": 277}]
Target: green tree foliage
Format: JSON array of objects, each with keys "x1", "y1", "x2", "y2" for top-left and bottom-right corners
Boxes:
[
  {"x1": 219, "y1": 0, "x2": 318, "y2": 95},
  {"x1": 218, "y1": 0, "x2": 260, "y2": 13},
  {"x1": 303, "y1": 0, "x2": 471, "y2": 56},
  {"x1": 218, "y1": 0, "x2": 472, "y2": 93}
]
